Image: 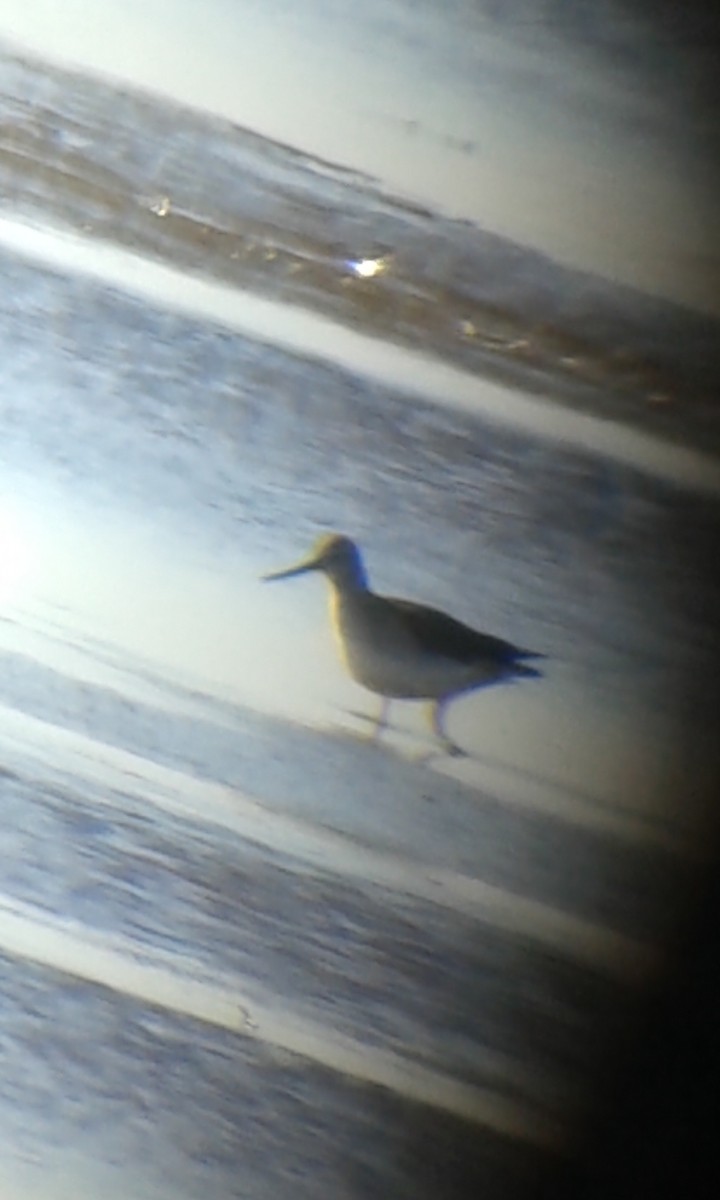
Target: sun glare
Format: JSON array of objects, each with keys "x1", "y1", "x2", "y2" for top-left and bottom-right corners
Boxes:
[{"x1": 348, "y1": 256, "x2": 386, "y2": 279}]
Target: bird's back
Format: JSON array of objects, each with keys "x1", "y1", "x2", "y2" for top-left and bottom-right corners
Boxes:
[
  {"x1": 386, "y1": 597, "x2": 540, "y2": 668},
  {"x1": 330, "y1": 585, "x2": 541, "y2": 699}
]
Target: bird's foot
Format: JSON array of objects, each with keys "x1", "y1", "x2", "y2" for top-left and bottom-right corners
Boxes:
[
  {"x1": 419, "y1": 737, "x2": 467, "y2": 762},
  {"x1": 442, "y1": 738, "x2": 467, "y2": 758},
  {"x1": 346, "y1": 708, "x2": 375, "y2": 724},
  {"x1": 344, "y1": 707, "x2": 393, "y2": 741}
]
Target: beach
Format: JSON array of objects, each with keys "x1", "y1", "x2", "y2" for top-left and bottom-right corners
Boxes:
[{"x1": 0, "y1": 13, "x2": 719, "y2": 1198}]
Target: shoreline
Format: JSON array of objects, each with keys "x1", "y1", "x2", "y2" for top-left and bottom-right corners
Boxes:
[
  {"x1": 3, "y1": 213, "x2": 719, "y2": 496},
  {"x1": 0, "y1": 5, "x2": 717, "y2": 312},
  {"x1": 1, "y1": 45, "x2": 719, "y2": 461}
]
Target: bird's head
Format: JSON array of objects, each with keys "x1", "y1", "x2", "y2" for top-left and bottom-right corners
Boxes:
[{"x1": 262, "y1": 533, "x2": 368, "y2": 590}]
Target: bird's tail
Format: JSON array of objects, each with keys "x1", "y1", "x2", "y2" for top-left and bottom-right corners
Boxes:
[{"x1": 513, "y1": 660, "x2": 543, "y2": 680}]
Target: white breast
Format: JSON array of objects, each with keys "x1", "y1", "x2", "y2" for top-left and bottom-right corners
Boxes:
[{"x1": 328, "y1": 587, "x2": 483, "y2": 699}]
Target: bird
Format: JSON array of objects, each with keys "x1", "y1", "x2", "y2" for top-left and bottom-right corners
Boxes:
[{"x1": 262, "y1": 533, "x2": 543, "y2": 756}]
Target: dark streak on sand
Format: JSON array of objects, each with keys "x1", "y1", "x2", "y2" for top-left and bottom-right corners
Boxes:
[{"x1": 1, "y1": 47, "x2": 719, "y2": 449}]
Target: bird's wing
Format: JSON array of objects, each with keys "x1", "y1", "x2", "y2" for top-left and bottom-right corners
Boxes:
[{"x1": 385, "y1": 596, "x2": 537, "y2": 665}]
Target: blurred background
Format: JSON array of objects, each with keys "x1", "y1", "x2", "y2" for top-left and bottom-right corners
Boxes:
[{"x1": 0, "y1": 3, "x2": 718, "y2": 1197}]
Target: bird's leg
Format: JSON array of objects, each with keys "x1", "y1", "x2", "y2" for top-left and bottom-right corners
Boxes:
[
  {"x1": 371, "y1": 697, "x2": 391, "y2": 743},
  {"x1": 429, "y1": 699, "x2": 466, "y2": 757}
]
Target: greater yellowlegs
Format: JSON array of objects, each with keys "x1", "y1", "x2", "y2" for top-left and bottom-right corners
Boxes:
[{"x1": 263, "y1": 533, "x2": 542, "y2": 755}]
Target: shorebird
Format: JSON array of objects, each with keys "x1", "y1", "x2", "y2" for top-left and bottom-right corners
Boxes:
[{"x1": 263, "y1": 533, "x2": 542, "y2": 755}]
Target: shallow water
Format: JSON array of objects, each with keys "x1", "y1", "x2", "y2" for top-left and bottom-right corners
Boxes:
[
  {"x1": 1, "y1": 2, "x2": 718, "y2": 309},
  {"x1": 0, "y1": 29, "x2": 719, "y2": 1200},
  {"x1": 2, "y1": 44, "x2": 718, "y2": 459}
]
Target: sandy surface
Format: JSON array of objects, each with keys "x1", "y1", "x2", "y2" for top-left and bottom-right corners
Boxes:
[{"x1": 0, "y1": 37, "x2": 718, "y2": 1199}]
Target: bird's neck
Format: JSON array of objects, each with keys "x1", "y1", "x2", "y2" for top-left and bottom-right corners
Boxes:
[{"x1": 326, "y1": 560, "x2": 370, "y2": 593}]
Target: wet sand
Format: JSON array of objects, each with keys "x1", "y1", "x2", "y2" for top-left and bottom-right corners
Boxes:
[
  {"x1": 1, "y1": 33, "x2": 719, "y2": 1200},
  {"x1": 1, "y1": 3, "x2": 718, "y2": 312},
  {"x1": 1, "y1": 211, "x2": 718, "y2": 1195},
  {"x1": 1, "y1": 48, "x2": 719, "y2": 452}
]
